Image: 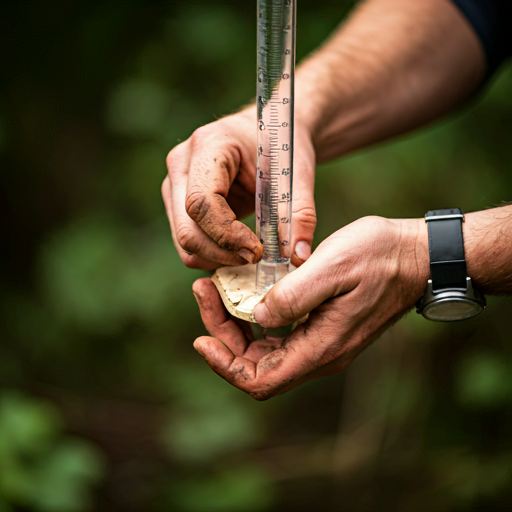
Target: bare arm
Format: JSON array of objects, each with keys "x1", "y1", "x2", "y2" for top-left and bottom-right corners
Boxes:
[
  {"x1": 465, "y1": 205, "x2": 512, "y2": 295},
  {"x1": 295, "y1": 0, "x2": 486, "y2": 161},
  {"x1": 180, "y1": 0, "x2": 512, "y2": 398},
  {"x1": 163, "y1": 0, "x2": 486, "y2": 269}
]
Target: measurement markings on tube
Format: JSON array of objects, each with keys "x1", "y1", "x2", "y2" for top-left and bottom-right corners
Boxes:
[{"x1": 256, "y1": 0, "x2": 295, "y2": 273}]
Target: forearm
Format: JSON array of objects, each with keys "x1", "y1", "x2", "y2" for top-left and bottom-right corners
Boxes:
[
  {"x1": 295, "y1": 0, "x2": 486, "y2": 161},
  {"x1": 464, "y1": 205, "x2": 512, "y2": 295}
]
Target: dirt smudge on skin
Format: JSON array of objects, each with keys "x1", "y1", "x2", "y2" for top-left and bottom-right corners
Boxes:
[
  {"x1": 232, "y1": 365, "x2": 250, "y2": 381},
  {"x1": 192, "y1": 279, "x2": 230, "y2": 329},
  {"x1": 193, "y1": 287, "x2": 216, "y2": 313},
  {"x1": 199, "y1": 195, "x2": 262, "y2": 257},
  {"x1": 259, "y1": 348, "x2": 286, "y2": 372},
  {"x1": 219, "y1": 156, "x2": 237, "y2": 181},
  {"x1": 186, "y1": 192, "x2": 210, "y2": 223},
  {"x1": 188, "y1": 184, "x2": 263, "y2": 259},
  {"x1": 230, "y1": 361, "x2": 254, "y2": 382}
]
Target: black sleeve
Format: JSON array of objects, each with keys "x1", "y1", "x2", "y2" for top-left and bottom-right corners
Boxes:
[{"x1": 451, "y1": 0, "x2": 512, "y2": 75}]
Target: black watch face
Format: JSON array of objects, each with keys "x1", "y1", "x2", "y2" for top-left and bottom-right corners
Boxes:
[{"x1": 422, "y1": 298, "x2": 483, "y2": 322}]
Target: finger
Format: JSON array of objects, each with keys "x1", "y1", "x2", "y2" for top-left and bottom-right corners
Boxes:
[
  {"x1": 194, "y1": 336, "x2": 258, "y2": 385},
  {"x1": 162, "y1": 176, "x2": 221, "y2": 270},
  {"x1": 290, "y1": 142, "x2": 317, "y2": 267},
  {"x1": 253, "y1": 248, "x2": 357, "y2": 328},
  {"x1": 196, "y1": 277, "x2": 404, "y2": 399},
  {"x1": 186, "y1": 128, "x2": 263, "y2": 263},
  {"x1": 193, "y1": 278, "x2": 287, "y2": 361},
  {"x1": 243, "y1": 338, "x2": 287, "y2": 362},
  {"x1": 166, "y1": 144, "x2": 248, "y2": 266},
  {"x1": 194, "y1": 299, "x2": 346, "y2": 400},
  {"x1": 192, "y1": 277, "x2": 249, "y2": 357}
]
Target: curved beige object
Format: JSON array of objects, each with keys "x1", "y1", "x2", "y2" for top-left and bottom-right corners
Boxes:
[
  {"x1": 211, "y1": 264, "x2": 263, "y2": 322},
  {"x1": 212, "y1": 264, "x2": 308, "y2": 340}
]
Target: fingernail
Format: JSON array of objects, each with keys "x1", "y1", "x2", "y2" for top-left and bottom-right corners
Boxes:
[
  {"x1": 295, "y1": 241, "x2": 311, "y2": 262},
  {"x1": 254, "y1": 302, "x2": 271, "y2": 327},
  {"x1": 238, "y1": 248, "x2": 255, "y2": 264}
]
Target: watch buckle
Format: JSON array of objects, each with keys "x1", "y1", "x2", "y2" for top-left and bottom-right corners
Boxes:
[{"x1": 425, "y1": 213, "x2": 464, "y2": 222}]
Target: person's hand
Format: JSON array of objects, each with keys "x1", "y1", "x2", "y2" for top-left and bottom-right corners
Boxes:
[
  {"x1": 162, "y1": 107, "x2": 317, "y2": 270},
  {"x1": 191, "y1": 216, "x2": 429, "y2": 400}
]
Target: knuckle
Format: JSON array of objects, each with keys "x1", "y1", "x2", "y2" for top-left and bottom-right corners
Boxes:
[
  {"x1": 216, "y1": 147, "x2": 240, "y2": 177},
  {"x1": 166, "y1": 147, "x2": 180, "y2": 172},
  {"x1": 190, "y1": 125, "x2": 241, "y2": 176},
  {"x1": 182, "y1": 253, "x2": 203, "y2": 269},
  {"x1": 175, "y1": 224, "x2": 199, "y2": 254},
  {"x1": 272, "y1": 285, "x2": 297, "y2": 321},
  {"x1": 165, "y1": 150, "x2": 175, "y2": 170},
  {"x1": 166, "y1": 142, "x2": 189, "y2": 176},
  {"x1": 161, "y1": 177, "x2": 170, "y2": 200},
  {"x1": 185, "y1": 190, "x2": 209, "y2": 223},
  {"x1": 293, "y1": 205, "x2": 317, "y2": 230},
  {"x1": 190, "y1": 125, "x2": 215, "y2": 147}
]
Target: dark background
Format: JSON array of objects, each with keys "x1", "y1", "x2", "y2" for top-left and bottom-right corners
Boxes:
[{"x1": 1, "y1": 1, "x2": 512, "y2": 511}]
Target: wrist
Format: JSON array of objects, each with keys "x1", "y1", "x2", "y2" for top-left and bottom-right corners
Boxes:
[
  {"x1": 398, "y1": 217, "x2": 430, "y2": 302},
  {"x1": 463, "y1": 211, "x2": 488, "y2": 291}
]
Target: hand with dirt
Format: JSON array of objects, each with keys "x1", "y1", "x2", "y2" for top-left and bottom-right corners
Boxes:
[
  {"x1": 162, "y1": 0, "x2": 485, "y2": 271},
  {"x1": 162, "y1": 0, "x2": 491, "y2": 397},
  {"x1": 161, "y1": 106, "x2": 317, "y2": 270},
  {"x1": 191, "y1": 216, "x2": 430, "y2": 400}
]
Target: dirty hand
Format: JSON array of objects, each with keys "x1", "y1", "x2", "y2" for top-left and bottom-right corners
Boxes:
[
  {"x1": 192, "y1": 216, "x2": 429, "y2": 400},
  {"x1": 162, "y1": 107, "x2": 316, "y2": 270}
]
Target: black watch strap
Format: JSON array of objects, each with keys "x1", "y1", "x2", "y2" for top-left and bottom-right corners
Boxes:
[{"x1": 425, "y1": 208, "x2": 467, "y2": 293}]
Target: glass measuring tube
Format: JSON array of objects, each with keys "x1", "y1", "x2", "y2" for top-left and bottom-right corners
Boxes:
[{"x1": 255, "y1": 0, "x2": 296, "y2": 296}]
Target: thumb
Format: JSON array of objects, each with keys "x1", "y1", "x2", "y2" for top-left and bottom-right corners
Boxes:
[
  {"x1": 253, "y1": 251, "x2": 337, "y2": 328},
  {"x1": 290, "y1": 135, "x2": 317, "y2": 267}
]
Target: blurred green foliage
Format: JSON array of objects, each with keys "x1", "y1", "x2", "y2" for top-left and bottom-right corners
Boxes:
[
  {"x1": 455, "y1": 350, "x2": 512, "y2": 409},
  {"x1": 172, "y1": 466, "x2": 273, "y2": 512},
  {"x1": 1, "y1": 1, "x2": 512, "y2": 511},
  {"x1": 0, "y1": 392, "x2": 104, "y2": 512}
]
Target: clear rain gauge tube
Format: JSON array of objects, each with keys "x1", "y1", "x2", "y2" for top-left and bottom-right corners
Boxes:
[{"x1": 255, "y1": 0, "x2": 296, "y2": 295}]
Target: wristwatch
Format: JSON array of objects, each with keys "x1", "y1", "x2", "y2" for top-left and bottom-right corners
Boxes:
[{"x1": 416, "y1": 208, "x2": 485, "y2": 321}]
